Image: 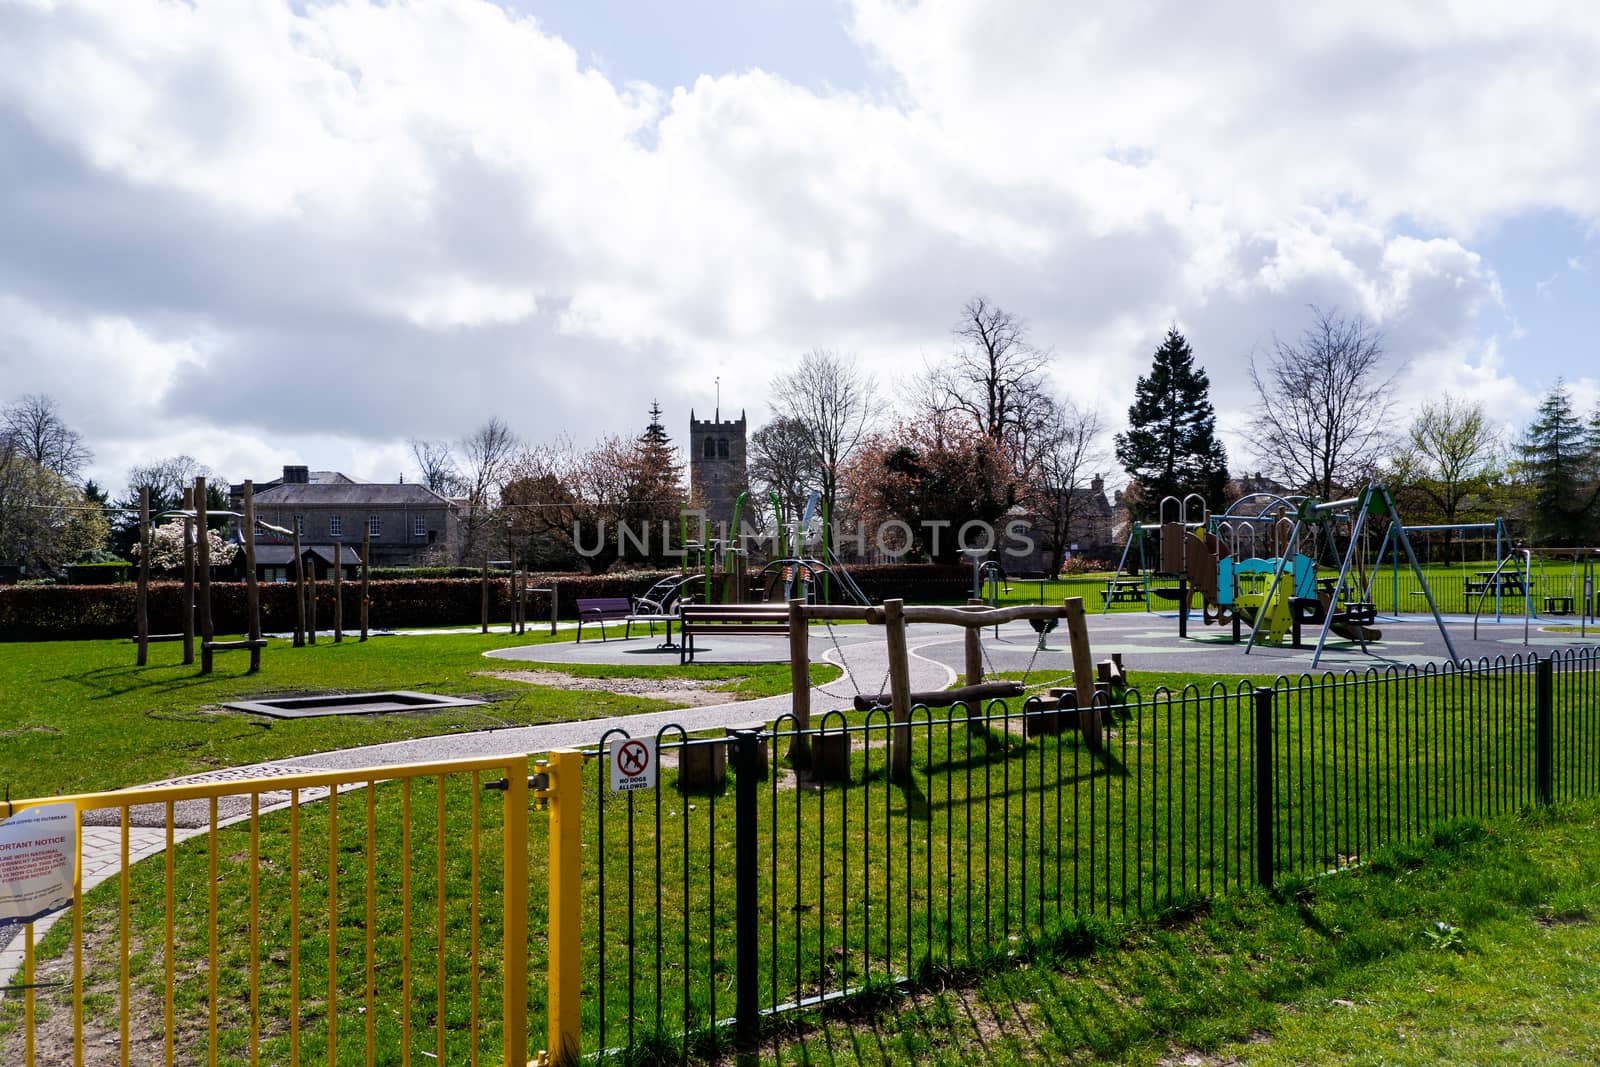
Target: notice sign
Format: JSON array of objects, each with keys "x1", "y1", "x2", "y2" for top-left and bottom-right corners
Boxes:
[
  {"x1": 0, "y1": 802, "x2": 76, "y2": 929},
  {"x1": 610, "y1": 737, "x2": 657, "y2": 792}
]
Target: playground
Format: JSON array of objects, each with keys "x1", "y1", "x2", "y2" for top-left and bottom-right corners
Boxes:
[
  {"x1": 4, "y1": 478, "x2": 1600, "y2": 1066},
  {"x1": 502, "y1": 606, "x2": 1586, "y2": 681}
]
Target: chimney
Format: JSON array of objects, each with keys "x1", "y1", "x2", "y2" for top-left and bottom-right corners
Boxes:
[
  {"x1": 1091, "y1": 474, "x2": 1104, "y2": 493},
  {"x1": 283, "y1": 465, "x2": 310, "y2": 484}
]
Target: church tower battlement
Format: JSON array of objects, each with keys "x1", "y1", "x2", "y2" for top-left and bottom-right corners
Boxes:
[{"x1": 688, "y1": 408, "x2": 748, "y2": 525}]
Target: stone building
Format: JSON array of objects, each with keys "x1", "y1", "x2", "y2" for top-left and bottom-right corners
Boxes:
[
  {"x1": 688, "y1": 410, "x2": 748, "y2": 526},
  {"x1": 245, "y1": 465, "x2": 460, "y2": 570}
]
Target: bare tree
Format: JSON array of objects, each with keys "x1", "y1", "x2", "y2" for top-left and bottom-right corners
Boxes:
[
  {"x1": 769, "y1": 350, "x2": 877, "y2": 532},
  {"x1": 1249, "y1": 306, "x2": 1400, "y2": 500},
  {"x1": 112, "y1": 455, "x2": 220, "y2": 554},
  {"x1": 747, "y1": 417, "x2": 822, "y2": 528},
  {"x1": 458, "y1": 417, "x2": 520, "y2": 563},
  {"x1": 2, "y1": 394, "x2": 91, "y2": 481},
  {"x1": 916, "y1": 297, "x2": 1053, "y2": 459},
  {"x1": 1022, "y1": 400, "x2": 1105, "y2": 573},
  {"x1": 409, "y1": 438, "x2": 467, "y2": 497},
  {"x1": 504, "y1": 434, "x2": 682, "y2": 573}
]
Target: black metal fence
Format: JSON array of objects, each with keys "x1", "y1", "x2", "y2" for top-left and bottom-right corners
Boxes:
[
  {"x1": 579, "y1": 648, "x2": 1600, "y2": 1061},
  {"x1": 1059, "y1": 566, "x2": 1599, "y2": 618}
]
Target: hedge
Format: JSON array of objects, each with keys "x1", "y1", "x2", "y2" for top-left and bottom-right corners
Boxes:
[
  {"x1": 64, "y1": 562, "x2": 132, "y2": 584},
  {"x1": 0, "y1": 572, "x2": 680, "y2": 641},
  {"x1": 0, "y1": 565, "x2": 978, "y2": 641}
]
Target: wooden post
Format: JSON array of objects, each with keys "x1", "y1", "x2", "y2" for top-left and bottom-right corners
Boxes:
[
  {"x1": 306, "y1": 545, "x2": 317, "y2": 645},
  {"x1": 481, "y1": 559, "x2": 490, "y2": 634},
  {"x1": 136, "y1": 487, "x2": 149, "y2": 666},
  {"x1": 1064, "y1": 597, "x2": 1101, "y2": 752},
  {"x1": 964, "y1": 597, "x2": 984, "y2": 688},
  {"x1": 786, "y1": 598, "x2": 812, "y2": 769},
  {"x1": 292, "y1": 523, "x2": 306, "y2": 648},
  {"x1": 360, "y1": 523, "x2": 370, "y2": 641},
  {"x1": 181, "y1": 486, "x2": 195, "y2": 665},
  {"x1": 332, "y1": 541, "x2": 343, "y2": 643},
  {"x1": 884, "y1": 598, "x2": 913, "y2": 782},
  {"x1": 195, "y1": 477, "x2": 213, "y2": 674},
  {"x1": 243, "y1": 482, "x2": 262, "y2": 672},
  {"x1": 550, "y1": 579, "x2": 558, "y2": 636}
]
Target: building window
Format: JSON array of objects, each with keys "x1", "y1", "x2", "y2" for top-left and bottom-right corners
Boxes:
[
  {"x1": 717, "y1": 438, "x2": 729, "y2": 458},
  {"x1": 329, "y1": 515, "x2": 343, "y2": 538},
  {"x1": 413, "y1": 515, "x2": 427, "y2": 539},
  {"x1": 294, "y1": 515, "x2": 303, "y2": 537},
  {"x1": 368, "y1": 514, "x2": 381, "y2": 538},
  {"x1": 703, "y1": 437, "x2": 715, "y2": 459}
]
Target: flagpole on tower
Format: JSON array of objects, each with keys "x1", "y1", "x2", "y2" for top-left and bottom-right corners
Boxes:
[{"x1": 715, "y1": 376, "x2": 720, "y2": 422}]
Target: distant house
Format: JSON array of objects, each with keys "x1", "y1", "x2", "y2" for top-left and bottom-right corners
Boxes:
[
  {"x1": 1227, "y1": 472, "x2": 1295, "y2": 508},
  {"x1": 1008, "y1": 474, "x2": 1120, "y2": 574},
  {"x1": 246, "y1": 544, "x2": 363, "y2": 583},
  {"x1": 240, "y1": 466, "x2": 460, "y2": 569}
]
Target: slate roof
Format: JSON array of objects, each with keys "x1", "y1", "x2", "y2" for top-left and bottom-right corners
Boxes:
[
  {"x1": 254, "y1": 482, "x2": 454, "y2": 507},
  {"x1": 252, "y1": 545, "x2": 360, "y2": 567}
]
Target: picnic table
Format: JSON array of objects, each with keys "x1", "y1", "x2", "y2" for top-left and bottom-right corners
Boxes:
[
  {"x1": 1466, "y1": 570, "x2": 1525, "y2": 597},
  {"x1": 1101, "y1": 577, "x2": 1145, "y2": 605}
]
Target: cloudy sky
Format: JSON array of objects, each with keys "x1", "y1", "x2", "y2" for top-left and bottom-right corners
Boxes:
[{"x1": 3, "y1": 0, "x2": 1598, "y2": 498}]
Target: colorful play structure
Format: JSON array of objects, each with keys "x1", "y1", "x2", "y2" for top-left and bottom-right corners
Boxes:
[{"x1": 1105, "y1": 484, "x2": 1477, "y2": 666}]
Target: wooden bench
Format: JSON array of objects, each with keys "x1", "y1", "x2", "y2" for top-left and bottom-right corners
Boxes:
[
  {"x1": 575, "y1": 597, "x2": 633, "y2": 642},
  {"x1": 679, "y1": 603, "x2": 789, "y2": 663}
]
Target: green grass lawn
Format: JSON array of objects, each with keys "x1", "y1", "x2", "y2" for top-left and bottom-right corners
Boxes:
[
  {"x1": 764, "y1": 800, "x2": 1600, "y2": 1066},
  {"x1": 5, "y1": 654, "x2": 1576, "y2": 1065},
  {"x1": 7, "y1": 753, "x2": 1595, "y2": 1065},
  {"x1": 0, "y1": 632, "x2": 838, "y2": 798}
]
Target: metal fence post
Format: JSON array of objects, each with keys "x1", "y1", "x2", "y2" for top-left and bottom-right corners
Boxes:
[
  {"x1": 732, "y1": 728, "x2": 761, "y2": 1046},
  {"x1": 1253, "y1": 687, "x2": 1275, "y2": 888},
  {"x1": 1536, "y1": 657, "x2": 1554, "y2": 806}
]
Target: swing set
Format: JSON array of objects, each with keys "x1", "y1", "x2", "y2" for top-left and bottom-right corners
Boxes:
[{"x1": 783, "y1": 596, "x2": 1111, "y2": 782}]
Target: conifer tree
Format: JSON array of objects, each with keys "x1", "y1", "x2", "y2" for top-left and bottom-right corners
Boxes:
[
  {"x1": 625, "y1": 400, "x2": 685, "y2": 562},
  {"x1": 1114, "y1": 327, "x2": 1230, "y2": 517},
  {"x1": 1517, "y1": 380, "x2": 1599, "y2": 546},
  {"x1": 640, "y1": 400, "x2": 673, "y2": 452}
]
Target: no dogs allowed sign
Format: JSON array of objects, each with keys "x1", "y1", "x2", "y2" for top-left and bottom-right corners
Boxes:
[{"x1": 609, "y1": 736, "x2": 657, "y2": 792}]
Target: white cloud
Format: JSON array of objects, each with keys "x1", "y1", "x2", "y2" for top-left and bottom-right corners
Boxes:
[{"x1": 0, "y1": 0, "x2": 1594, "y2": 499}]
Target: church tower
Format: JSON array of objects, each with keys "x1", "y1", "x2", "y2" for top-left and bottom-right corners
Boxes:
[{"x1": 688, "y1": 407, "x2": 748, "y2": 524}]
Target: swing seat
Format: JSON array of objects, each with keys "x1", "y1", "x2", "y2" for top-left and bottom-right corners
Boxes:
[
  {"x1": 1544, "y1": 595, "x2": 1575, "y2": 615},
  {"x1": 851, "y1": 681, "x2": 1024, "y2": 711}
]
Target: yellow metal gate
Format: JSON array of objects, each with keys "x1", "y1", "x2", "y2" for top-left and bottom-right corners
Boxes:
[{"x1": 0, "y1": 754, "x2": 544, "y2": 1066}]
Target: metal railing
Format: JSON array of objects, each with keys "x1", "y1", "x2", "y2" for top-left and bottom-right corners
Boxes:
[
  {"x1": 0, "y1": 755, "x2": 537, "y2": 1067},
  {"x1": 583, "y1": 651, "x2": 1600, "y2": 1059},
  {"x1": 4, "y1": 650, "x2": 1598, "y2": 1065}
]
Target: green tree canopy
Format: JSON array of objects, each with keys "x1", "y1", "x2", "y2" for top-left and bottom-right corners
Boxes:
[
  {"x1": 1516, "y1": 380, "x2": 1599, "y2": 546},
  {"x1": 1114, "y1": 327, "x2": 1229, "y2": 517}
]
